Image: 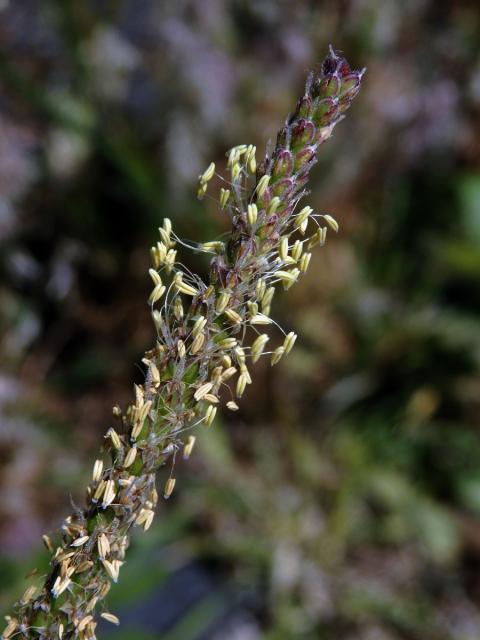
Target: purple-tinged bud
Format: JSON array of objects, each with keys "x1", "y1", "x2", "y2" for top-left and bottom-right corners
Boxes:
[
  {"x1": 322, "y1": 47, "x2": 351, "y2": 78},
  {"x1": 255, "y1": 190, "x2": 272, "y2": 212},
  {"x1": 322, "y1": 52, "x2": 339, "y2": 75},
  {"x1": 271, "y1": 149, "x2": 294, "y2": 181},
  {"x1": 317, "y1": 73, "x2": 341, "y2": 98},
  {"x1": 296, "y1": 94, "x2": 313, "y2": 119},
  {"x1": 312, "y1": 98, "x2": 338, "y2": 127},
  {"x1": 291, "y1": 119, "x2": 316, "y2": 149},
  {"x1": 276, "y1": 124, "x2": 290, "y2": 149},
  {"x1": 258, "y1": 213, "x2": 279, "y2": 241},
  {"x1": 339, "y1": 73, "x2": 362, "y2": 97},
  {"x1": 277, "y1": 202, "x2": 293, "y2": 221},
  {"x1": 294, "y1": 146, "x2": 316, "y2": 173},
  {"x1": 338, "y1": 59, "x2": 352, "y2": 78},
  {"x1": 271, "y1": 177, "x2": 295, "y2": 199},
  {"x1": 337, "y1": 74, "x2": 363, "y2": 113}
]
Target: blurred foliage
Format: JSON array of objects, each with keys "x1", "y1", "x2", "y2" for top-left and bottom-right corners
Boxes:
[{"x1": 1, "y1": 0, "x2": 480, "y2": 638}]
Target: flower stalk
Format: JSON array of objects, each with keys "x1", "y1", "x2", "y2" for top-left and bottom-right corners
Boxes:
[{"x1": 3, "y1": 47, "x2": 363, "y2": 640}]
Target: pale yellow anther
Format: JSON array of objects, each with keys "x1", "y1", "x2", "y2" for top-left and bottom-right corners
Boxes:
[
  {"x1": 21, "y1": 586, "x2": 37, "y2": 604},
  {"x1": 101, "y1": 613, "x2": 120, "y2": 626},
  {"x1": 92, "y1": 459, "x2": 104, "y2": 482},
  {"x1": 138, "y1": 400, "x2": 152, "y2": 423},
  {"x1": 211, "y1": 366, "x2": 223, "y2": 382},
  {"x1": 197, "y1": 182, "x2": 208, "y2": 200},
  {"x1": 279, "y1": 236, "x2": 289, "y2": 261},
  {"x1": 102, "y1": 479, "x2": 116, "y2": 509},
  {"x1": 162, "y1": 218, "x2": 172, "y2": 235},
  {"x1": 106, "y1": 428, "x2": 122, "y2": 450},
  {"x1": 322, "y1": 214, "x2": 339, "y2": 233},
  {"x1": 199, "y1": 161, "x2": 216, "y2": 184},
  {"x1": 149, "y1": 269, "x2": 162, "y2": 286},
  {"x1": 194, "y1": 382, "x2": 213, "y2": 401},
  {"x1": 276, "y1": 269, "x2": 300, "y2": 290},
  {"x1": 156, "y1": 241, "x2": 168, "y2": 263},
  {"x1": 256, "y1": 278, "x2": 266, "y2": 301},
  {"x1": 173, "y1": 297, "x2": 184, "y2": 321},
  {"x1": 292, "y1": 239, "x2": 303, "y2": 261},
  {"x1": 149, "y1": 361, "x2": 161, "y2": 386},
  {"x1": 220, "y1": 187, "x2": 231, "y2": 209},
  {"x1": 250, "y1": 313, "x2": 272, "y2": 325},
  {"x1": 271, "y1": 346, "x2": 285, "y2": 365},
  {"x1": 247, "y1": 301, "x2": 258, "y2": 317},
  {"x1": 227, "y1": 147, "x2": 241, "y2": 167},
  {"x1": 150, "y1": 246, "x2": 161, "y2": 269},
  {"x1": 204, "y1": 405, "x2": 217, "y2": 426},
  {"x1": 236, "y1": 373, "x2": 248, "y2": 397},
  {"x1": 261, "y1": 286, "x2": 275, "y2": 308},
  {"x1": 247, "y1": 203, "x2": 258, "y2": 225},
  {"x1": 201, "y1": 241, "x2": 224, "y2": 253},
  {"x1": 2, "y1": 619, "x2": 18, "y2": 639},
  {"x1": 174, "y1": 273, "x2": 199, "y2": 297},
  {"x1": 267, "y1": 196, "x2": 281, "y2": 216},
  {"x1": 134, "y1": 383, "x2": 143, "y2": 405},
  {"x1": 149, "y1": 283, "x2": 166, "y2": 305},
  {"x1": 231, "y1": 163, "x2": 241, "y2": 181},
  {"x1": 191, "y1": 332, "x2": 205, "y2": 355},
  {"x1": 256, "y1": 174, "x2": 271, "y2": 198},
  {"x1": 183, "y1": 435, "x2": 196, "y2": 460},
  {"x1": 283, "y1": 331, "x2": 297, "y2": 354},
  {"x1": 251, "y1": 334, "x2": 269, "y2": 363},
  {"x1": 192, "y1": 316, "x2": 207, "y2": 337},
  {"x1": 152, "y1": 309, "x2": 163, "y2": 330},
  {"x1": 97, "y1": 533, "x2": 110, "y2": 559},
  {"x1": 288, "y1": 268, "x2": 300, "y2": 289},
  {"x1": 164, "y1": 478, "x2": 176, "y2": 500},
  {"x1": 135, "y1": 508, "x2": 148, "y2": 524},
  {"x1": 221, "y1": 366, "x2": 237, "y2": 381},
  {"x1": 218, "y1": 337, "x2": 237, "y2": 349},
  {"x1": 70, "y1": 535, "x2": 89, "y2": 548},
  {"x1": 93, "y1": 480, "x2": 107, "y2": 502},
  {"x1": 294, "y1": 206, "x2": 313, "y2": 235},
  {"x1": 227, "y1": 400, "x2": 239, "y2": 411},
  {"x1": 246, "y1": 144, "x2": 257, "y2": 174},
  {"x1": 165, "y1": 248, "x2": 177, "y2": 273},
  {"x1": 234, "y1": 346, "x2": 246, "y2": 365},
  {"x1": 52, "y1": 576, "x2": 71, "y2": 598},
  {"x1": 225, "y1": 308, "x2": 243, "y2": 324},
  {"x1": 124, "y1": 447, "x2": 137, "y2": 468},
  {"x1": 131, "y1": 420, "x2": 143, "y2": 440},
  {"x1": 216, "y1": 291, "x2": 231, "y2": 314},
  {"x1": 240, "y1": 364, "x2": 252, "y2": 384},
  {"x1": 158, "y1": 227, "x2": 172, "y2": 248},
  {"x1": 308, "y1": 228, "x2": 326, "y2": 249},
  {"x1": 299, "y1": 252, "x2": 312, "y2": 272}
]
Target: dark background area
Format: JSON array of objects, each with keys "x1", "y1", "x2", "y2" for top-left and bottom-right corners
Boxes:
[{"x1": 1, "y1": 1, "x2": 480, "y2": 638}]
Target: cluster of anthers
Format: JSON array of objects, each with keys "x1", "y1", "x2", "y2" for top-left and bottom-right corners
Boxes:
[{"x1": 4, "y1": 47, "x2": 363, "y2": 640}]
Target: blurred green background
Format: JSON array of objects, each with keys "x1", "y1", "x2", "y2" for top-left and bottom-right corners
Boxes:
[{"x1": 1, "y1": 1, "x2": 480, "y2": 638}]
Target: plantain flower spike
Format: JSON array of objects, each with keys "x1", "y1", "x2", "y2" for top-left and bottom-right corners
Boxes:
[{"x1": 7, "y1": 48, "x2": 363, "y2": 640}]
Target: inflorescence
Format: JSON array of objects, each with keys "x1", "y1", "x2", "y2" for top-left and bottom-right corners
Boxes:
[{"x1": 3, "y1": 47, "x2": 363, "y2": 640}]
